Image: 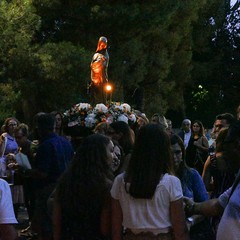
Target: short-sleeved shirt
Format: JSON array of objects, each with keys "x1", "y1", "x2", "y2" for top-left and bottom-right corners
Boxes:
[
  {"x1": 111, "y1": 173, "x2": 183, "y2": 233},
  {"x1": 0, "y1": 133, "x2": 18, "y2": 172},
  {"x1": 217, "y1": 183, "x2": 240, "y2": 240},
  {"x1": 0, "y1": 179, "x2": 17, "y2": 224},
  {"x1": 182, "y1": 168, "x2": 209, "y2": 202}
]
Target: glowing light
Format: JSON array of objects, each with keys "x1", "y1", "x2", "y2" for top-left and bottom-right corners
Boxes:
[{"x1": 106, "y1": 84, "x2": 112, "y2": 92}]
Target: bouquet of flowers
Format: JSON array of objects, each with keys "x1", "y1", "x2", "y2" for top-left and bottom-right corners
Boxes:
[
  {"x1": 63, "y1": 102, "x2": 137, "y2": 132},
  {"x1": 63, "y1": 103, "x2": 91, "y2": 127}
]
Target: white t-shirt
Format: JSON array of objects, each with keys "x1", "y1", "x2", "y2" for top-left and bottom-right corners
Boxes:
[
  {"x1": 111, "y1": 173, "x2": 183, "y2": 233},
  {"x1": 184, "y1": 131, "x2": 191, "y2": 149},
  {"x1": 217, "y1": 183, "x2": 240, "y2": 240},
  {"x1": 0, "y1": 179, "x2": 17, "y2": 224}
]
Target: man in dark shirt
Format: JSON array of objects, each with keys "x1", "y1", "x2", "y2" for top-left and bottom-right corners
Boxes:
[{"x1": 31, "y1": 113, "x2": 74, "y2": 239}]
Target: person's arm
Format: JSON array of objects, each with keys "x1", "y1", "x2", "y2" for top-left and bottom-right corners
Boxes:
[
  {"x1": 0, "y1": 225, "x2": 18, "y2": 240},
  {"x1": 194, "y1": 136, "x2": 209, "y2": 152},
  {"x1": 194, "y1": 199, "x2": 224, "y2": 216},
  {"x1": 0, "y1": 179, "x2": 18, "y2": 240},
  {"x1": 53, "y1": 197, "x2": 62, "y2": 240},
  {"x1": 170, "y1": 198, "x2": 189, "y2": 240},
  {"x1": 100, "y1": 193, "x2": 111, "y2": 237},
  {"x1": 186, "y1": 169, "x2": 208, "y2": 229},
  {"x1": 202, "y1": 156, "x2": 214, "y2": 191},
  {"x1": 184, "y1": 197, "x2": 224, "y2": 217},
  {"x1": 186, "y1": 215, "x2": 205, "y2": 230},
  {"x1": 111, "y1": 198, "x2": 123, "y2": 240},
  {"x1": 191, "y1": 169, "x2": 209, "y2": 202}
]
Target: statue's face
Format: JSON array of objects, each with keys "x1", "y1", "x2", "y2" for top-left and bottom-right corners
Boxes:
[{"x1": 98, "y1": 41, "x2": 107, "y2": 51}]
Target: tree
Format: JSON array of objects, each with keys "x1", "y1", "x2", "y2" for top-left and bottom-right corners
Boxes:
[
  {"x1": 1, "y1": 0, "x2": 238, "y2": 125},
  {"x1": 185, "y1": 0, "x2": 240, "y2": 127},
  {"x1": 0, "y1": 0, "x2": 89, "y2": 124}
]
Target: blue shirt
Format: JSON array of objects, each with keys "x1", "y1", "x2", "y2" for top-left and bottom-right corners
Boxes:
[
  {"x1": 181, "y1": 168, "x2": 209, "y2": 202},
  {"x1": 35, "y1": 133, "x2": 74, "y2": 188}
]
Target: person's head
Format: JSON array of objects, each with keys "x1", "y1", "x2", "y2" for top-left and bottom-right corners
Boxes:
[
  {"x1": 150, "y1": 113, "x2": 168, "y2": 129},
  {"x1": 51, "y1": 111, "x2": 63, "y2": 134},
  {"x1": 181, "y1": 119, "x2": 191, "y2": 133},
  {"x1": 125, "y1": 124, "x2": 174, "y2": 199},
  {"x1": 3, "y1": 117, "x2": 19, "y2": 136},
  {"x1": 74, "y1": 133, "x2": 114, "y2": 169},
  {"x1": 93, "y1": 122, "x2": 110, "y2": 135},
  {"x1": 6, "y1": 153, "x2": 17, "y2": 169},
  {"x1": 136, "y1": 113, "x2": 149, "y2": 129},
  {"x1": 215, "y1": 128, "x2": 229, "y2": 172},
  {"x1": 15, "y1": 123, "x2": 29, "y2": 147},
  {"x1": 166, "y1": 119, "x2": 173, "y2": 135},
  {"x1": 56, "y1": 133, "x2": 114, "y2": 220},
  {"x1": 214, "y1": 113, "x2": 235, "y2": 138},
  {"x1": 191, "y1": 120, "x2": 205, "y2": 136},
  {"x1": 170, "y1": 134, "x2": 185, "y2": 171},
  {"x1": 221, "y1": 121, "x2": 240, "y2": 173},
  {"x1": 111, "y1": 139, "x2": 124, "y2": 175},
  {"x1": 36, "y1": 113, "x2": 55, "y2": 137},
  {"x1": 107, "y1": 121, "x2": 134, "y2": 154}
]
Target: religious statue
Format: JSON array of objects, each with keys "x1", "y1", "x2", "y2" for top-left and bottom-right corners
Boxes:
[{"x1": 89, "y1": 36, "x2": 109, "y2": 105}]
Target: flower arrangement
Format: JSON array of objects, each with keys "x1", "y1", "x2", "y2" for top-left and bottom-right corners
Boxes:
[
  {"x1": 63, "y1": 103, "x2": 92, "y2": 127},
  {"x1": 63, "y1": 102, "x2": 137, "y2": 130}
]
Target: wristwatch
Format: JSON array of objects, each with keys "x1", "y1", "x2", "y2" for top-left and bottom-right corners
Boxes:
[{"x1": 187, "y1": 217, "x2": 194, "y2": 227}]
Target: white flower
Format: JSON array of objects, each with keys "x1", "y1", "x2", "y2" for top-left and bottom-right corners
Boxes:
[
  {"x1": 76, "y1": 103, "x2": 91, "y2": 111},
  {"x1": 128, "y1": 113, "x2": 136, "y2": 123},
  {"x1": 95, "y1": 103, "x2": 108, "y2": 113},
  {"x1": 121, "y1": 103, "x2": 131, "y2": 113},
  {"x1": 117, "y1": 114, "x2": 129, "y2": 124},
  {"x1": 107, "y1": 115, "x2": 114, "y2": 124},
  {"x1": 85, "y1": 113, "x2": 97, "y2": 128}
]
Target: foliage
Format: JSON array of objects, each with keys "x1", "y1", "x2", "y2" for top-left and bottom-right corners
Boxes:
[
  {"x1": 0, "y1": 0, "x2": 239, "y2": 126},
  {"x1": 185, "y1": 0, "x2": 240, "y2": 127},
  {"x1": 0, "y1": 83, "x2": 19, "y2": 123},
  {"x1": 0, "y1": 0, "x2": 90, "y2": 124}
]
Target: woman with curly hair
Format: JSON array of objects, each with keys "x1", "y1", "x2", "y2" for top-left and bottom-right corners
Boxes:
[
  {"x1": 53, "y1": 134, "x2": 114, "y2": 240},
  {"x1": 111, "y1": 124, "x2": 189, "y2": 240}
]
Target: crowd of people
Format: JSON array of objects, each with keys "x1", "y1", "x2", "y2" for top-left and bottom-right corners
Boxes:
[{"x1": 0, "y1": 105, "x2": 240, "y2": 240}]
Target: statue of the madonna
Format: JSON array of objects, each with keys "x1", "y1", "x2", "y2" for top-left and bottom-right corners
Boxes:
[{"x1": 89, "y1": 36, "x2": 109, "y2": 105}]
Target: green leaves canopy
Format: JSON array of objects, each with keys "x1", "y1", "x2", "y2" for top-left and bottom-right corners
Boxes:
[{"x1": 0, "y1": 0, "x2": 237, "y2": 126}]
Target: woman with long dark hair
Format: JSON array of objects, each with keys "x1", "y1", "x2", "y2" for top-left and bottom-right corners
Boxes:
[
  {"x1": 111, "y1": 124, "x2": 189, "y2": 240},
  {"x1": 185, "y1": 120, "x2": 209, "y2": 175},
  {"x1": 53, "y1": 134, "x2": 114, "y2": 240}
]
